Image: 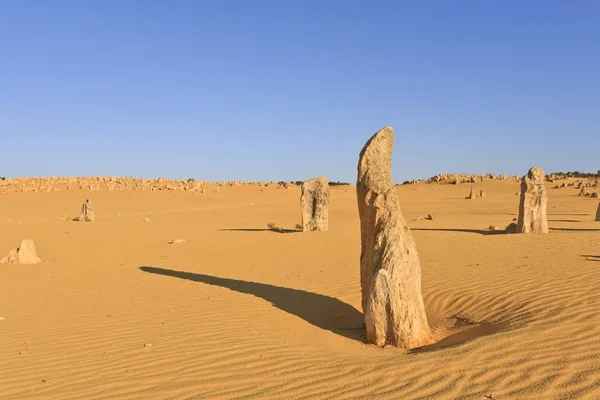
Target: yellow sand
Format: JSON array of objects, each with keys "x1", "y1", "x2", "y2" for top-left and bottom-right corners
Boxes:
[{"x1": 1, "y1": 179, "x2": 599, "y2": 399}]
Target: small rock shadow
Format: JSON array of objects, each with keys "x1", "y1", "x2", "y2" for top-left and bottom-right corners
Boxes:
[
  {"x1": 550, "y1": 228, "x2": 600, "y2": 232},
  {"x1": 410, "y1": 317, "x2": 502, "y2": 354},
  {"x1": 219, "y1": 228, "x2": 299, "y2": 234},
  {"x1": 411, "y1": 228, "x2": 506, "y2": 236}
]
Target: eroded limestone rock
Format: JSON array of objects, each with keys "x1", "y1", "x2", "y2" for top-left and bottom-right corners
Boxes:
[
  {"x1": 300, "y1": 177, "x2": 329, "y2": 232},
  {"x1": 78, "y1": 199, "x2": 95, "y2": 222},
  {"x1": 517, "y1": 167, "x2": 548, "y2": 233},
  {"x1": 1, "y1": 239, "x2": 42, "y2": 264},
  {"x1": 356, "y1": 126, "x2": 431, "y2": 349}
]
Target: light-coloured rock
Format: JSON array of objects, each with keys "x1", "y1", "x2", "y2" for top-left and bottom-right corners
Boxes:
[
  {"x1": 168, "y1": 238, "x2": 186, "y2": 244},
  {"x1": 467, "y1": 186, "x2": 476, "y2": 199},
  {"x1": 596, "y1": 203, "x2": 600, "y2": 222},
  {"x1": 1, "y1": 239, "x2": 42, "y2": 264},
  {"x1": 579, "y1": 186, "x2": 587, "y2": 197},
  {"x1": 480, "y1": 189, "x2": 485, "y2": 197},
  {"x1": 300, "y1": 177, "x2": 329, "y2": 232},
  {"x1": 78, "y1": 199, "x2": 95, "y2": 222},
  {"x1": 357, "y1": 126, "x2": 431, "y2": 349},
  {"x1": 517, "y1": 167, "x2": 549, "y2": 233}
]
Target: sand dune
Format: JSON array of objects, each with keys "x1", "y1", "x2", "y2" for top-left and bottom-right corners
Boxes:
[{"x1": 1, "y1": 179, "x2": 599, "y2": 399}]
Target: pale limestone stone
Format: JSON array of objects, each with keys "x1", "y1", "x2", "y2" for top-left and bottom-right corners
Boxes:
[
  {"x1": 517, "y1": 167, "x2": 548, "y2": 233},
  {"x1": 78, "y1": 199, "x2": 95, "y2": 222},
  {"x1": 300, "y1": 177, "x2": 329, "y2": 232},
  {"x1": 357, "y1": 126, "x2": 431, "y2": 349}
]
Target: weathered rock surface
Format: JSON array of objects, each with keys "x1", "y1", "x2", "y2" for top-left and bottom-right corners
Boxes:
[
  {"x1": 300, "y1": 177, "x2": 329, "y2": 232},
  {"x1": 356, "y1": 126, "x2": 431, "y2": 349},
  {"x1": 78, "y1": 199, "x2": 95, "y2": 222},
  {"x1": 596, "y1": 203, "x2": 600, "y2": 222},
  {"x1": 1, "y1": 239, "x2": 42, "y2": 264},
  {"x1": 517, "y1": 167, "x2": 549, "y2": 233},
  {"x1": 467, "y1": 186, "x2": 476, "y2": 199}
]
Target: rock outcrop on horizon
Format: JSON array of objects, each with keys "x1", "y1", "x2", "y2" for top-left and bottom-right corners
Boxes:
[
  {"x1": 300, "y1": 177, "x2": 329, "y2": 232},
  {"x1": 356, "y1": 126, "x2": 431, "y2": 349},
  {"x1": 517, "y1": 167, "x2": 549, "y2": 233}
]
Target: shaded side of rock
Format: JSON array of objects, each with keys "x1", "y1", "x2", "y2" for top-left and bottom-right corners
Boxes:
[
  {"x1": 356, "y1": 126, "x2": 431, "y2": 349},
  {"x1": 596, "y1": 203, "x2": 600, "y2": 222},
  {"x1": 505, "y1": 222, "x2": 518, "y2": 234},
  {"x1": 517, "y1": 167, "x2": 549, "y2": 233},
  {"x1": 300, "y1": 177, "x2": 329, "y2": 232}
]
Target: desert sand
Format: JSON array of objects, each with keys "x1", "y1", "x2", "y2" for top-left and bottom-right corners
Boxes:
[{"x1": 1, "y1": 177, "x2": 599, "y2": 399}]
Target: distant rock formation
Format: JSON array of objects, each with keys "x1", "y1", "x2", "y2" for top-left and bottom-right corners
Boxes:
[
  {"x1": 300, "y1": 177, "x2": 329, "y2": 232},
  {"x1": 1, "y1": 239, "x2": 42, "y2": 264},
  {"x1": 517, "y1": 167, "x2": 549, "y2": 233},
  {"x1": 78, "y1": 199, "x2": 95, "y2": 222},
  {"x1": 357, "y1": 126, "x2": 431, "y2": 349},
  {"x1": 467, "y1": 186, "x2": 476, "y2": 199}
]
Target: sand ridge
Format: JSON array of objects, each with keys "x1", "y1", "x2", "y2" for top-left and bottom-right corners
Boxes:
[{"x1": 1, "y1": 177, "x2": 600, "y2": 399}]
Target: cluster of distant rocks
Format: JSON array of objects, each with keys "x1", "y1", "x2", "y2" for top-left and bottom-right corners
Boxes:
[
  {"x1": 429, "y1": 173, "x2": 516, "y2": 184},
  {"x1": 0, "y1": 177, "x2": 311, "y2": 194}
]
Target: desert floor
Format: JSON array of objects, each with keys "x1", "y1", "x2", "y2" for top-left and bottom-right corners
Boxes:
[{"x1": 1, "y1": 179, "x2": 599, "y2": 399}]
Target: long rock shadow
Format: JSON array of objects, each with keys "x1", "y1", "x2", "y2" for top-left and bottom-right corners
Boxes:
[
  {"x1": 411, "y1": 228, "x2": 505, "y2": 236},
  {"x1": 139, "y1": 266, "x2": 365, "y2": 342}
]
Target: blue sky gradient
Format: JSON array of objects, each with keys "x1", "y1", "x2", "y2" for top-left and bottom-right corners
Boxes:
[{"x1": 1, "y1": 1, "x2": 598, "y2": 182}]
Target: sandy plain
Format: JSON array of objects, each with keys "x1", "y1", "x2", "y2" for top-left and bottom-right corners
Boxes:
[{"x1": 1, "y1": 178, "x2": 599, "y2": 399}]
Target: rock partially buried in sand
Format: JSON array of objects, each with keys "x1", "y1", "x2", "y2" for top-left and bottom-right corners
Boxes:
[
  {"x1": 517, "y1": 167, "x2": 548, "y2": 234},
  {"x1": 78, "y1": 199, "x2": 95, "y2": 222},
  {"x1": 168, "y1": 238, "x2": 186, "y2": 244},
  {"x1": 480, "y1": 189, "x2": 486, "y2": 197},
  {"x1": 1, "y1": 239, "x2": 42, "y2": 264},
  {"x1": 357, "y1": 126, "x2": 431, "y2": 349},
  {"x1": 300, "y1": 177, "x2": 329, "y2": 232}
]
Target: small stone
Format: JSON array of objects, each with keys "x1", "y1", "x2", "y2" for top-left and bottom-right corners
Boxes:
[
  {"x1": 143, "y1": 217, "x2": 150, "y2": 222},
  {"x1": 144, "y1": 343, "x2": 152, "y2": 347},
  {"x1": 168, "y1": 238, "x2": 186, "y2": 244}
]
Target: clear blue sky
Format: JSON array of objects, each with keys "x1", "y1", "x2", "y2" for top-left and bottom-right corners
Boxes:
[{"x1": 1, "y1": 1, "x2": 598, "y2": 183}]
